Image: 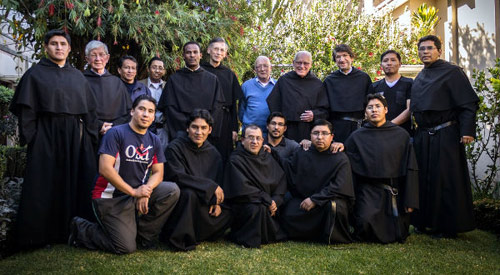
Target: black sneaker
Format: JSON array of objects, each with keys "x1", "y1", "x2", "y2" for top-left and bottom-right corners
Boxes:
[{"x1": 68, "y1": 216, "x2": 80, "y2": 247}]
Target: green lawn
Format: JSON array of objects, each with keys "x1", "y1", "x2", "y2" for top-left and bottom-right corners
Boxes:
[{"x1": 1, "y1": 230, "x2": 499, "y2": 274}]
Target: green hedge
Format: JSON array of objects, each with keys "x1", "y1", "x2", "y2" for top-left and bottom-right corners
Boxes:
[
  {"x1": 473, "y1": 198, "x2": 500, "y2": 237},
  {"x1": 0, "y1": 146, "x2": 26, "y2": 181}
]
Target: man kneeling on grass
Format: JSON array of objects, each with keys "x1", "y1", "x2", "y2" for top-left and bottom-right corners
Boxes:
[
  {"x1": 279, "y1": 119, "x2": 355, "y2": 244},
  {"x1": 223, "y1": 125, "x2": 287, "y2": 248},
  {"x1": 68, "y1": 95, "x2": 180, "y2": 254}
]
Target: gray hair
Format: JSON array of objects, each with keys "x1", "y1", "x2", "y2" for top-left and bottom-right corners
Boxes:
[
  {"x1": 293, "y1": 51, "x2": 312, "y2": 62},
  {"x1": 254, "y1": 56, "x2": 271, "y2": 68},
  {"x1": 85, "y1": 40, "x2": 109, "y2": 56}
]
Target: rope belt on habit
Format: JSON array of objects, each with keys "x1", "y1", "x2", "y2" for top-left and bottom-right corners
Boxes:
[
  {"x1": 340, "y1": 117, "x2": 363, "y2": 128},
  {"x1": 421, "y1": 120, "x2": 456, "y2": 135},
  {"x1": 373, "y1": 183, "x2": 399, "y2": 217}
]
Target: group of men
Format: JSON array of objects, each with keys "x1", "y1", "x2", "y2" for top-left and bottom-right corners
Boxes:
[{"x1": 9, "y1": 29, "x2": 478, "y2": 253}]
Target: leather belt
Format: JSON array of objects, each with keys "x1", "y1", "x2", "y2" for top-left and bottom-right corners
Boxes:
[
  {"x1": 373, "y1": 182, "x2": 399, "y2": 217},
  {"x1": 422, "y1": 120, "x2": 456, "y2": 135}
]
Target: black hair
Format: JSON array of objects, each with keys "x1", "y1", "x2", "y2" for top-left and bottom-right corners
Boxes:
[
  {"x1": 242, "y1": 124, "x2": 262, "y2": 138},
  {"x1": 311, "y1": 119, "x2": 333, "y2": 134},
  {"x1": 118, "y1": 55, "x2": 137, "y2": 68},
  {"x1": 186, "y1": 109, "x2": 213, "y2": 127},
  {"x1": 132, "y1": 94, "x2": 157, "y2": 110},
  {"x1": 418, "y1": 35, "x2": 442, "y2": 50},
  {"x1": 366, "y1": 93, "x2": 388, "y2": 108},
  {"x1": 148, "y1": 56, "x2": 164, "y2": 68},
  {"x1": 44, "y1": 29, "x2": 71, "y2": 45},
  {"x1": 333, "y1": 44, "x2": 354, "y2": 61},
  {"x1": 266, "y1": 111, "x2": 287, "y2": 125},
  {"x1": 380, "y1": 50, "x2": 401, "y2": 63},
  {"x1": 183, "y1": 41, "x2": 201, "y2": 53}
]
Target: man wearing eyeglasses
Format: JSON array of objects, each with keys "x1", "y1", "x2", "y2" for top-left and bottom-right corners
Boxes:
[
  {"x1": 83, "y1": 40, "x2": 131, "y2": 137},
  {"x1": 222, "y1": 125, "x2": 287, "y2": 248},
  {"x1": 201, "y1": 37, "x2": 243, "y2": 162},
  {"x1": 239, "y1": 56, "x2": 276, "y2": 136},
  {"x1": 267, "y1": 51, "x2": 329, "y2": 143},
  {"x1": 279, "y1": 119, "x2": 354, "y2": 244},
  {"x1": 324, "y1": 44, "x2": 372, "y2": 143},
  {"x1": 410, "y1": 35, "x2": 479, "y2": 238},
  {"x1": 345, "y1": 93, "x2": 419, "y2": 244},
  {"x1": 139, "y1": 57, "x2": 168, "y2": 149}
]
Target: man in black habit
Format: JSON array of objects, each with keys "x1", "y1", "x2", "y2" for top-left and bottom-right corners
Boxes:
[
  {"x1": 162, "y1": 109, "x2": 232, "y2": 251},
  {"x1": 9, "y1": 30, "x2": 98, "y2": 248},
  {"x1": 201, "y1": 37, "x2": 243, "y2": 162},
  {"x1": 345, "y1": 94, "x2": 419, "y2": 243},
  {"x1": 158, "y1": 41, "x2": 225, "y2": 143},
  {"x1": 83, "y1": 40, "x2": 132, "y2": 138},
  {"x1": 410, "y1": 35, "x2": 479, "y2": 238},
  {"x1": 324, "y1": 44, "x2": 372, "y2": 143},
  {"x1": 266, "y1": 51, "x2": 329, "y2": 143},
  {"x1": 223, "y1": 125, "x2": 287, "y2": 248},
  {"x1": 279, "y1": 119, "x2": 354, "y2": 244}
]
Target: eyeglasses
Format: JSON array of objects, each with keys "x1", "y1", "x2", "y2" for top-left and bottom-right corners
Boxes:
[
  {"x1": 311, "y1": 131, "x2": 331, "y2": 137},
  {"x1": 418, "y1": 46, "x2": 437, "y2": 51},
  {"x1": 245, "y1": 135, "x2": 263, "y2": 142},
  {"x1": 294, "y1": 61, "x2": 311, "y2": 66},
  {"x1": 269, "y1": 121, "x2": 285, "y2": 127},
  {"x1": 255, "y1": 64, "x2": 270, "y2": 69},
  {"x1": 88, "y1": 53, "x2": 108, "y2": 59},
  {"x1": 150, "y1": 66, "x2": 164, "y2": 71}
]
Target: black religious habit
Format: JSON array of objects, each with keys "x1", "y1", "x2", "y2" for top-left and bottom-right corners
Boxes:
[
  {"x1": 158, "y1": 67, "x2": 225, "y2": 141},
  {"x1": 266, "y1": 71, "x2": 329, "y2": 142},
  {"x1": 83, "y1": 69, "x2": 131, "y2": 133},
  {"x1": 279, "y1": 148, "x2": 354, "y2": 244},
  {"x1": 201, "y1": 62, "x2": 243, "y2": 162},
  {"x1": 368, "y1": 77, "x2": 413, "y2": 134},
  {"x1": 345, "y1": 121, "x2": 419, "y2": 243},
  {"x1": 162, "y1": 134, "x2": 231, "y2": 251},
  {"x1": 323, "y1": 68, "x2": 372, "y2": 143},
  {"x1": 9, "y1": 58, "x2": 98, "y2": 248},
  {"x1": 223, "y1": 145, "x2": 287, "y2": 248},
  {"x1": 410, "y1": 59, "x2": 479, "y2": 235}
]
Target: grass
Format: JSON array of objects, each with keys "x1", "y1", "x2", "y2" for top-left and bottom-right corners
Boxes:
[{"x1": 0, "y1": 230, "x2": 499, "y2": 274}]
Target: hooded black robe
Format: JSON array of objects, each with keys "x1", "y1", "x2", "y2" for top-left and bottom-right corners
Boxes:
[
  {"x1": 368, "y1": 77, "x2": 413, "y2": 134},
  {"x1": 158, "y1": 67, "x2": 225, "y2": 141},
  {"x1": 410, "y1": 59, "x2": 479, "y2": 234},
  {"x1": 83, "y1": 69, "x2": 131, "y2": 133},
  {"x1": 345, "y1": 122, "x2": 419, "y2": 243},
  {"x1": 279, "y1": 147, "x2": 354, "y2": 244},
  {"x1": 222, "y1": 145, "x2": 287, "y2": 248},
  {"x1": 162, "y1": 134, "x2": 231, "y2": 251},
  {"x1": 9, "y1": 58, "x2": 98, "y2": 248},
  {"x1": 201, "y1": 62, "x2": 243, "y2": 162},
  {"x1": 323, "y1": 68, "x2": 372, "y2": 143},
  {"x1": 266, "y1": 71, "x2": 329, "y2": 142}
]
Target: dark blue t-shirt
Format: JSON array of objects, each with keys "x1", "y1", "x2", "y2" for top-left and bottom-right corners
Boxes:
[{"x1": 92, "y1": 124, "x2": 165, "y2": 199}]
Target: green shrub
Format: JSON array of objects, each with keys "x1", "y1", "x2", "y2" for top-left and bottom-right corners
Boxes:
[
  {"x1": 0, "y1": 86, "x2": 18, "y2": 145},
  {"x1": 0, "y1": 146, "x2": 26, "y2": 181},
  {"x1": 473, "y1": 198, "x2": 500, "y2": 237}
]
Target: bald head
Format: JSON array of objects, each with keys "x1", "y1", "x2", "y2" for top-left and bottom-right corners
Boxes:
[
  {"x1": 254, "y1": 55, "x2": 272, "y2": 83},
  {"x1": 293, "y1": 51, "x2": 312, "y2": 77}
]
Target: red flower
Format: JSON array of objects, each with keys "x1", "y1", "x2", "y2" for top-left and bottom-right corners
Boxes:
[
  {"x1": 74, "y1": 16, "x2": 79, "y2": 23},
  {"x1": 368, "y1": 52, "x2": 374, "y2": 57},
  {"x1": 38, "y1": 0, "x2": 45, "y2": 8},
  {"x1": 257, "y1": 25, "x2": 261, "y2": 31},
  {"x1": 65, "y1": 1, "x2": 74, "y2": 9},
  {"x1": 97, "y1": 16, "x2": 102, "y2": 27},
  {"x1": 155, "y1": 10, "x2": 160, "y2": 15},
  {"x1": 113, "y1": 40, "x2": 118, "y2": 45},
  {"x1": 281, "y1": 69, "x2": 284, "y2": 72},
  {"x1": 48, "y1": 4, "x2": 55, "y2": 16},
  {"x1": 376, "y1": 70, "x2": 381, "y2": 76},
  {"x1": 239, "y1": 26, "x2": 244, "y2": 36},
  {"x1": 357, "y1": 66, "x2": 362, "y2": 70},
  {"x1": 108, "y1": 4, "x2": 113, "y2": 13},
  {"x1": 62, "y1": 26, "x2": 68, "y2": 33},
  {"x1": 156, "y1": 51, "x2": 160, "y2": 57},
  {"x1": 230, "y1": 15, "x2": 237, "y2": 21},
  {"x1": 97, "y1": 34, "x2": 101, "y2": 41}
]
